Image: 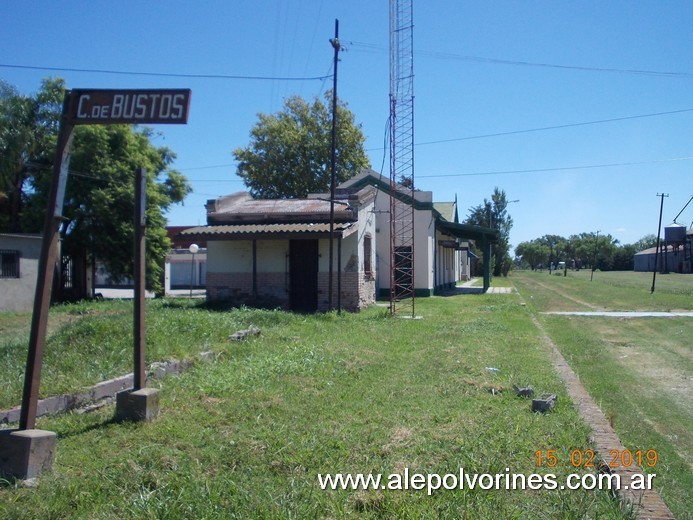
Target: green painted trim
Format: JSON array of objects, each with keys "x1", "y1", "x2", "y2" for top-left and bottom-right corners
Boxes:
[
  {"x1": 377, "y1": 288, "x2": 434, "y2": 298},
  {"x1": 436, "y1": 219, "x2": 499, "y2": 243},
  {"x1": 343, "y1": 174, "x2": 434, "y2": 211}
]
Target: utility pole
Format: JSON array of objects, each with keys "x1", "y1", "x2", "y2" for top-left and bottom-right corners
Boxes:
[
  {"x1": 651, "y1": 193, "x2": 669, "y2": 293},
  {"x1": 590, "y1": 230, "x2": 600, "y2": 281},
  {"x1": 328, "y1": 19, "x2": 340, "y2": 311}
]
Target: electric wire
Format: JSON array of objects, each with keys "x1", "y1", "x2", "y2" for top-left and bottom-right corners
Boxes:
[
  {"x1": 366, "y1": 107, "x2": 693, "y2": 151},
  {"x1": 158, "y1": 155, "x2": 693, "y2": 180},
  {"x1": 347, "y1": 41, "x2": 693, "y2": 78},
  {"x1": 673, "y1": 195, "x2": 693, "y2": 222},
  {"x1": 415, "y1": 108, "x2": 693, "y2": 147},
  {"x1": 300, "y1": 0, "x2": 326, "y2": 92},
  {"x1": 0, "y1": 63, "x2": 332, "y2": 82},
  {"x1": 417, "y1": 156, "x2": 693, "y2": 179}
]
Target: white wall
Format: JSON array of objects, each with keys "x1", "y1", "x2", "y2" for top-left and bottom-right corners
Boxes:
[
  {"x1": 208, "y1": 241, "x2": 249, "y2": 272},
  {"x1": 0, "y1": 234, "x2": 42, "y2": 312},
  {"x1": 168, "y1": 251, "x2": 207, "y2": 287},
  {"x1": 372, "y1": 189, "x2": 435, "y2": 294}
]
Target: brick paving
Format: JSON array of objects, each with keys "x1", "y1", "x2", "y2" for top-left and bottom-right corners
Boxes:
[{"x1": 529, "y1": 313, "x2": 676, "y2": 519}]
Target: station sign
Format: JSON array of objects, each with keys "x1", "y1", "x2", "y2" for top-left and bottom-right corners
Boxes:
[{"x1": 66, "y1": 88, "x2": 191, "y2": 125}]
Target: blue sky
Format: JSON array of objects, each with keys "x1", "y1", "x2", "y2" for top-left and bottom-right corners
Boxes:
[{"x1": 2, "y1": 1, "x2": 692, "y2": 249}]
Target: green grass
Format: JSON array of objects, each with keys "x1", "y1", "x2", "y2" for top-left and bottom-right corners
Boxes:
[
  {"x1": 512, "y1": 270, "x2": 692, "y2": 519},
  {"x1": 510, "y1": 269, "x2": 693, "y2": 312},
  {"x1": 0, "y1": 299, "x2": 247, "y2": 409},
  {"x1": 0, "y1": 296, "x2": 629, "y2": 518},
  {"x1": 488, "y1": 276, "x2": 514, "y2": 288}
]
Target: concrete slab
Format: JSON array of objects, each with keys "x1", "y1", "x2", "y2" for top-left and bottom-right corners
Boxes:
[
  {"x1": 486, "y1": 287, "x2": 513, "y2": 294},
  {"x1": 115, "y1": 388, "x2": 160, "y2": 423},
  {"x1": 0, "y1": 429, "x2": 56, "y2": 479},
  {"x1": 95, "y1": 288, "x2": 206, "y2": 299},
  {"x1": 543, "y1": 311, "x2": 693, "y2": 318}
]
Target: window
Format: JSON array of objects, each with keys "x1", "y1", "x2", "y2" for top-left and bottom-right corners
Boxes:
[
  {"x1": 0, "y1": 250, "x2": 20, "y2": 278},
  {"x1": 364, "y1": 235, "x2": 373, "y2": 277}
]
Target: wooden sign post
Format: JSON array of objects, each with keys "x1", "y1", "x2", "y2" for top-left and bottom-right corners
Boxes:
[{"x1": 0, "y1": 89, "x2": 190, "y2": 480}]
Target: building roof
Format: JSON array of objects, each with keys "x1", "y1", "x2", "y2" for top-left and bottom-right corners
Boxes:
[
  {"x1": 166, "y1": 226, "x2": 207, "y2": 249},
  {"x1": 338, "y1": 169, "x2": 434, "y2": 209},
  {"x1": 178, "y1": 222, "x2": 357, "y2": 241},
  {"x1": 634, "y1": 244, "x2": 687, "y2": 255},
  {"x1": 433, "y1": 202, "x2": 457, "y2": 223},
  {"x1": 339, "y1": 169, "x2": 497, "y2": 242},
  {"x1": 206, "y1": 192, "x2": 354, "y2": 225}
]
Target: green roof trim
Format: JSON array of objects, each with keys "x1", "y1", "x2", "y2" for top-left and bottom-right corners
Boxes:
[
  {"x1": 340, "y1": 173, "x2": 435, "y2": 211},
  {"x1": 436, "y1": 220, "x2": 499, "y2": 243},
  {"x1": 433, "y1": 202, "x2": 456, "y2": 222}
]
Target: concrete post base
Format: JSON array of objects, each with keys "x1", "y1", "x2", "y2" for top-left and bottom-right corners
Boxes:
[
  {"x1": 0, "y1": 429, "x2": 57, "y2": 479},
  {"x1": 115, "y1": 388, "x2": 160, "y2": 423}
]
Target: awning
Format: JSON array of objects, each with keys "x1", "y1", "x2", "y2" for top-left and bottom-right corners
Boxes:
[
  {"x1": 178, "y1": 222, "x2": 357, "y2": 241},
  {"x1": 436, "y1": 220, "x2": 499, "y2": 243}
]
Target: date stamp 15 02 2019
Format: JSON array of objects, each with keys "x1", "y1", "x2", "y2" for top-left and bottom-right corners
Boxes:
[{"x1": 535, "y1": 449, "x2": 658, "y2": 469}]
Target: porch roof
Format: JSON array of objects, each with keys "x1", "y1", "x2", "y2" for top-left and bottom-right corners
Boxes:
[
  {"x1": 436, "y1": 220, "x2": 499, "y2": 243},
  {"x1": 178, "y1": 222, "x2": 357, "y2": 241}
]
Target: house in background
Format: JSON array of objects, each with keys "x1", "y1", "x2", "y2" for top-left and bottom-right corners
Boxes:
[
  {"x1": 164, "y1": 226, "x2": 207, "y2": 292},
  {"x1": 180, "y1": 168, "x2": 498, "y2": 312},
  {"x1": 1, "y1": 233, "x2": 90, "y2": 309},
  {"x1": 92, "y1": 227, "x2": 209, "y2": 294},
  {"x1": 179, "y1": 186, "x2": 377, "y2": 312},
  {"x1": 0, "y1": 233, "x2": 42, "y2": 312}
]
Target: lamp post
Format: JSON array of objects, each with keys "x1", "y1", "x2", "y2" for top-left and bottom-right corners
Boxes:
[{"x1": 188, "y1": 243, "x2": 199, "y2": 297}]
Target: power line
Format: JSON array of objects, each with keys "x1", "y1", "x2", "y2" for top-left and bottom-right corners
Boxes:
[
  {"x1": 0, "y1": 63, "x2": 332, "y2": 82},
  {"x1": 364, "y1": 107, "x2": 693, "y2": 151},
  {"x1": 33, "y1": 155, "x2": 693, "y2": 191},
  {"x1": 415, "y1": 108, "x2": 693, "y2": 146},
  {"x1": 673, "y1": 195, "x2": 693, "y2": 223},
  {"x1": 178, "y1": 163, "x2": 237, "y2": 172},
  {"x1": 368, "y1": 108, "x2": 693, "y2": 151},
  {"x1": 187, "y1": 179, "x2": 243, "y2": 183},
  {"x1": 179, "y1": 155, "x2": 693, "y2": 182},
  {"x1": 418, "y1": 156, "x2": 693, "y2": 178},
  {"x1": 347, "y1": 41, "x2": 693, "y2": 78}
]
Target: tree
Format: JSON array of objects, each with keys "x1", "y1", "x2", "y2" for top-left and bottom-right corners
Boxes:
[
  {"x1": 612, "y1": 244, "x2": 637, "y2": 271},
  {"x1": 517, "y1": 232, "x2": 658, "y2": 273},
  {"x1": 631, "y1": 234, "x2": 657, "y2": 253},
  {"x1": 515, "y1": 240, "x2": 550, "y2": 270},
  {"x1": 24, "y1": 124, "x2": 191, "y2": 293},
  {"x1": 2, "y1": 78, "x2": 191, "y2": 293},
  {"x1": 538, "y1": 234, "x2": 566, "y2": 273},
  {"x1": 0, "y1": 78, "x2": 63, "y2": 231},
  {"x1": 465, "y1": 187, "x2": 514, "y2": 276},
  {"x1": 564, "y1": 232, "x2": 618, "y2": 272},
  {"x1": 233, "y1": 92, "x2": 370, "y2": 199}
]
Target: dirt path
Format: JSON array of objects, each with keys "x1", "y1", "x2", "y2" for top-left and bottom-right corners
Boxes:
[{"x1": 526, "y1": 278, "x2": 603, "y2": 310}]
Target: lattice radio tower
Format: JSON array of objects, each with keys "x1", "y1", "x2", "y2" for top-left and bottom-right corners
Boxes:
[{"x1": 389, "y1": 0, "x2": 415, "y2": 316}]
